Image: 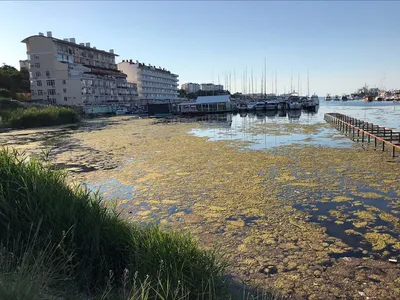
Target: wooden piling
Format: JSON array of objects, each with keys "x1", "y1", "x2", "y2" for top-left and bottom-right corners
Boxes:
[{"x1": 325, "y1": 113, "x2": 400, "y2": 158}]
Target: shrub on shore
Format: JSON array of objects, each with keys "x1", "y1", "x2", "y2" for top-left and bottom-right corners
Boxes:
[
  {"x1": 0, "y1": 149, "x2": 226, "y2": 299},
  {"x1": 2, "y1": 106, "x2": 79, "y2": 128}
]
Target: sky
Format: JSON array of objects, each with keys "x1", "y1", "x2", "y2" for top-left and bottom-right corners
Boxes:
[{"x1": 1, "y1": 1, "x2": 400, "y2": 95}]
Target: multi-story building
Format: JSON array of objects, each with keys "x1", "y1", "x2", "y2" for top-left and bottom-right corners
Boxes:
[
  {"x1": 117, "y1": 60, "x2": 179, "y2": 104},
  {"x1": 19, "y1": 60, "x2": 29, "y2": 70},
  {"x1": 21, "y1": 31, "x2": 138, "y2": 106},
  {"x1": 181, "y1": 82, "x2": 200, "y2": 94},
  {"x1": 200, "y1": 83, "x2": 224, "y2": 92}
]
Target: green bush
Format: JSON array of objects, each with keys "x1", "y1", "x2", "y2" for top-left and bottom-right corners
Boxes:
[
  {"x1": 0, "y1": 149, "x2": 226, "y2": 298},
  {"x1": 0, "y1": 88, "x2": 11, "y2": 98},
  {"x1": 3, "y1": 106, "x2": 79, "y2": 128}
]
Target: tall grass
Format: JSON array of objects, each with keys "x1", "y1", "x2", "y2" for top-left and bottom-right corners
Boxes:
[
  {"x1": 0, "y1": 149, "x2": 226, "y2": 299},
  {"x1": 2, "y1": 106, "x2": 79, "y2": 128}
]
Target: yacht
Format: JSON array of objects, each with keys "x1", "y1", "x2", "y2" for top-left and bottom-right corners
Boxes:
[
  {"x1": 341, "y1": 95, "x2": 348, "y2": 101},
  {"x1": 288, "y1": 93, "x2": 302, "y2": 110},
  {"x1": 115, "y1": 107, "x2": 128, "y2": 115},
  {"x1": 265, "y1": 100, "x2": 277, "y2": 110},
  {"x1": 277, "y1": 97, "x2": 287, "y2": 110},
  {"x1": 310, "y1": 94, "x2": 320, "y2": 105},
  {"x1": 334, "y1": 95, "x2": 341, "y2": 101},
  {"x1": 325, "y1": 94, "x2": 332, "y2": 101},
  {"x1": 254, "y1": 102, "x2": 266, "y2": 111},
  {"x1": 247, "y1": 102, "x2": 256, "y2": 110},
  {"x1": 238, "y1": 103, "x2": 248, "y2": 111},
  {"x1": 364, "y1": 95, "x2": 373, "y2": 102},
  {"x1": 300, "y1": 96, "x2": 309, "y2": 108},
  {"x1": 375, "y1": 96, "x2": 384, "y2": 101}
]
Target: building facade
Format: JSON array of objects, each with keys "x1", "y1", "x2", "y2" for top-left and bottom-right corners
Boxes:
[
  {"x1": 200, "y1": 83, "x2": 224, "y2": 92},
  {"x1": 181, "y1": 82, "x2": 200, "y2": 93},
  {"x1": 21, "y1": 31, "x2": 138, "y2": 106},
  {"x1": 117, "y1": 60, "x2": 179, "y2": 104},
  {"x1": 19, "y1": 60, "x2": 29, "y2": 70}
]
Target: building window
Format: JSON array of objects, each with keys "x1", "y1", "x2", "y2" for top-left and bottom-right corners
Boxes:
[
  {"x1": 37, "y1": 90, "x2": 43, "y2": 96},
  {"x1": 62, "y1": 80, "x2": 66, "y2": 84},
  {"x1": 34, "y1": 63, "x2": 40, "y2": 68},
  {"x1": 34, "y1": 55, "x2": 39, "y2": 60},
  {"x1": 63, "y1": 88, "x2": 67, "y2": 93},
  {"x1": 46, "y1": 80, "x2": 55, "y2": 86},
  {"x1": 46, "y1": 71, "x2": 50, "y2": 77},
  {"x1": 48, "y1": 89, "x2": 56, "y2": 95},
  {"x1": 35, "y1": 71, "x2": 41, "y2": 77},
  {"x1": 37, "y1": 80, "x2": 42, "y2": 86},
  {"x1": 64, "y1": 97, "x2": 67, "y2": 101}
]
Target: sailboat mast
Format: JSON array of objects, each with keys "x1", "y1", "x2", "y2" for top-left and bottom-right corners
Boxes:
[
  {"x1": 297, "y1": 73, "x2": 300, "y2": 94},
  {"x1": 275, "y1": 70, "x2": 277, "y2": 95},
  {"x1": 264, "y1": 58, "x2": 267, "y2": 96},
  {"x1": 234, "y1": 69, "x2": 236, "y2": 94},
  {"x1": 307, "y1": 69, "x2": 310, "y2": 97},
  {"x1": 290, "y1": 70, "x2": 293, "y2": 93}
]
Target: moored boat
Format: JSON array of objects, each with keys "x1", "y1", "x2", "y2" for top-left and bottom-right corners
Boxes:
[
  {"x1": 334, "y1": 95, "x2": 340, "y2": 101},
  {"x1": 238, "y1": 103, "x2": 248, "y2": 111},
  {"x1": 288, "y1": 93, "x2": 302, "y2": 110},
  {"x1": 115, "y1": 107, "x2": 128, "y2": 115},
  {"x1": 325, "y1": 94, "x2": 332, "y2": 101},
  {"x1": 247, "y1": 102, "x2": 256, "y2": 110},
  {"x1": 364, "y1": 95, "x2": 373, "y2": 102},
  {"x1": 254, "y1": 102, "x2": 266, "y2": 111},
  {"x1": 265, "y1": 100, "x2": 277, "y2": 110},
  {"x1": 310, "y1": 94, "x2": 319, "y2": 106},
  {"x1": 341, "y1": 95, "x2": 348, "y2": 101}
]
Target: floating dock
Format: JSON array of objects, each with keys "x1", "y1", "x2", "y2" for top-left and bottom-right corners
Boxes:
[{"x1": 324, "y1": 113, "x2": 400, "y2": 157}]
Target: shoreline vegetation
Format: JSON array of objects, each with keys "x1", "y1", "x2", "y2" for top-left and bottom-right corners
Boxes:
[
  {"x1": 0, "y1": 149, "x2": 281, "y2": 300},
  {"x1": 0, "y1": 99, "x2": 79, "y2": 129}
]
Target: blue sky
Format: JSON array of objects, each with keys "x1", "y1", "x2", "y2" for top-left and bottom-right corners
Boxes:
[{"x1": 1, "y1": 1, "x2": 399, "y2": 95}]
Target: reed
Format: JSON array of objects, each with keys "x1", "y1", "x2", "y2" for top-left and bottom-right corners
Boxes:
[
  {"x1": 0, "y1": 149, "x2": 227, "y2": 299},
  {"x1": 2, "y1": 106, "x2": 79, "y2": 128}
]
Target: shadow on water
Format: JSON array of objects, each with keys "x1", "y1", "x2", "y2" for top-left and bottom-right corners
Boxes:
[{"x1": 294, "y1": 189, "x2": 400, "y2": 259}]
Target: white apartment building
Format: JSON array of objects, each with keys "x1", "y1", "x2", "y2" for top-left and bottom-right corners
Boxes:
[
  {"x1": 21, "y1": 31, "x2": 138, "y2": 106},
  {"x1": 181, "y1": 82, "x2": 200, "y2": 93},
  {"x1": 117, "y1": 60, "x2": 179, "y2": 103},
  {"x1": 200, "y1": 83, "x2": 224, "y2": 92}
]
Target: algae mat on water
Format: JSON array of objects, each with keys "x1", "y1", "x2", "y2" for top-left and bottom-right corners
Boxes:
[{"x1": 1, "y1": 116, "x2": 400, "y2": 300}]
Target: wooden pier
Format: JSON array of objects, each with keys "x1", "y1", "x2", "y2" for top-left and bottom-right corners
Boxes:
[{"x1": 324, "y1": 113, "x2": 400, "y2": 157}]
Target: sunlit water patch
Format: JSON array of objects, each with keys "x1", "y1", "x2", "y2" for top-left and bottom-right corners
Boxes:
[
  {"x1": 294, "y1": 189, "x2": 400, "y2": 260},
  {"x1": 189, "y1": 101, "x2": 400, "y2": 149}
]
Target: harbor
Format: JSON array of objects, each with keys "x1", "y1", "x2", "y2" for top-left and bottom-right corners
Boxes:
[{"x1": 1, "y1": 100, "x2": 399, "y2": 299}]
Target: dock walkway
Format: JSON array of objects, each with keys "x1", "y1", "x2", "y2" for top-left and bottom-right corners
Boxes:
[{"x1": 324, "y1": 113, "x2": 400, "y2": 157}]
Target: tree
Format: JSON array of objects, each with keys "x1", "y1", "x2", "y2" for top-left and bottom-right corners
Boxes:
[
  {"x1": 0, "y1": 64, "x2": 31, "y2": 98},
  {"x1": 178, "y1": 89, "x2": 187, "y2": 98}
]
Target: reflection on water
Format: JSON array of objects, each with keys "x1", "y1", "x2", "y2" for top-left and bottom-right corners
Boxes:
[
  {"x1": 190, "y1": 101, "x2": 400, "y2": 149},
  {"x1": 294, "y1": 188, "x2": 400, "y2": 259}
]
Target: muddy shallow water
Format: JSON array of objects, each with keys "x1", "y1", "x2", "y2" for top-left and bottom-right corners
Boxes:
[{"x1": 1, "y1": 101, "x2": 399, "y2": 299}]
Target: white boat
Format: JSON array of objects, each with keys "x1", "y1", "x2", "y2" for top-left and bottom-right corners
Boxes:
[
  {"x1": 115, "y1": 107, "x2": 128, "y2": 115},
  {"x1": 288, "y1": 94, "x2": 302, "y2": 110},
  {"x1": 334, "y1": 95, "x2": 340, "y2": 101},
  {"x1": 325, "y1": 94, "x2": 332, "y2": 101},
  {"x1": 265, "y1": 100, "x2": 277, "y2": 110},
  {"x1": 254, "y1": 102, "x2": 266, "y2": 111},
  {"x1": 247, "y1": 102, "x2": 257, "y2": 110},
  {"x1": 310, "y1": 94, "x2": 319, "y2": 105},
  {"x1": 238, "y1": 103, "x2": 248, "y2": 111}
]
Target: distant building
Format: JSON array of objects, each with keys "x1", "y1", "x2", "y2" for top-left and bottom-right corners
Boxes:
[
  {"x1": 181, "y1": 82, "x2": 200, "y2": 93},
  {"x1": 19, "y1": 60, "x2": 29, "y2": 70},
  {"x1": 117, "y1": 60, "x2": 179, "y2": 104},
  {"x1": 179, "y1": 95, "x2": 232, "y2": 113},
  {"x1": 21, "y1": 31, "x2": 138, "y2": 106},
  {"x1": 200, "y1": 83, "x2": 224, "y2": 92}
]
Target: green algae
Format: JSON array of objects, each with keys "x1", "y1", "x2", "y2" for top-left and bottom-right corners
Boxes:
[{"x1": 2, "y1": 117, "x2": 400, "y2": 300}]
